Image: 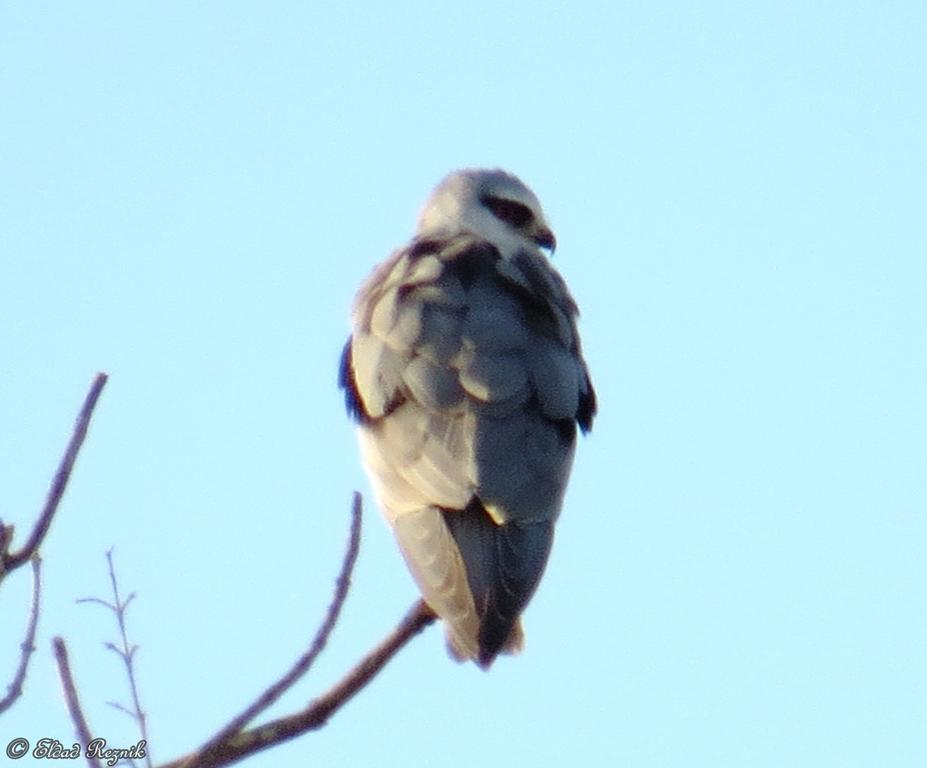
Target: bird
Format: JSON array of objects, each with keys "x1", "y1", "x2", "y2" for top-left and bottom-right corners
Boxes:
[{"x1": 339, "y1": 168, "x2": 596, "y2": 668}]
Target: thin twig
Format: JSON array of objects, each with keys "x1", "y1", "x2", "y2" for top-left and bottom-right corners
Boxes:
[
  {"x1": 4, "y1": 373, "x2": 108, "y2": 573},
  {"x1": 0, "y1": 556, "x2": 42, "y2": 714},
  {"x1": 77, "y1": 549, "x2": 152, "y2": 768},
  {"x1": 183, "y1": 493, "x2": 364, "y2": 767},
  {"x1": 158, "y1": 599, "x2": 436, "y2": 768},
  {"x1": 53, "y1": 636, "x2": 103, "y2": 768}
]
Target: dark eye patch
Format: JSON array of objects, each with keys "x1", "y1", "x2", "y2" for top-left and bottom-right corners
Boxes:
[{"x1": 481, "y1": 195, "x2": 534, "y2": 229}]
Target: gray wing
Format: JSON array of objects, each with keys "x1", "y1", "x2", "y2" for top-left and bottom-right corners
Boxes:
[{"x1": 341, "y1": 236, "x2": 596, "y2": 665}]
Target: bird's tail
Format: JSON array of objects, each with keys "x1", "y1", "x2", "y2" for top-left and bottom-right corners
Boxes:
[{"x1": 443, "y1": 503, "x2": 554, "y2": 668}]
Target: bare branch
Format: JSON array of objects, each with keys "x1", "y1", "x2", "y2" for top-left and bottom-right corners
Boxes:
[
  {"x1": 3, "y1": 373, "x2": 108, "y2": 573},
  {"x1": 159, "y1": 599, "x2": 436, "y2": 768},
  {"x1": 53, "y1": 636, "x2": 103, "y2": 768},
  {"x1": 107, "y1": 699, "x2": 140, "y2": 718},
  {"x1": 0, "y1": 524, "x2": 12, "y2": 578},
  {"x1": 183, "y1": 492, "x2": 364, "y2": 767},
  {"x1": 76, "y1": 597, "x2": 117, "y2": 611},
  {"x1": 78, "y1": 549, "x2": 152, "y2": 768},
  {"x1": 0, "y1": 556, "x2": 42, "y2": 714}
]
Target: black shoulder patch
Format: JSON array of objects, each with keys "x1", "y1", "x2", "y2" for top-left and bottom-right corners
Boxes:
[
  {"x1": 576, "y1": 377, "x2": 597, "y2": 434},
  {"x1": 406, "y1": 237, "x2": 444, "y2": 260},
  {"x1": 444, "y1": 241, "x2": 500, "y2": 289},
  {"x1": 338, "y1": 338, "x2": 370, "y2": 423}
]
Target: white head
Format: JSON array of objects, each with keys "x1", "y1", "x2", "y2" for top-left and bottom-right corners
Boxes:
[{"x1": 416, "y1": 169, "x2": 556, "y2": 257}]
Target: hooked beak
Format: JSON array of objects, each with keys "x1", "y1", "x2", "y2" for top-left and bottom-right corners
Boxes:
[{"x1": 533, "y1": 226, "x2": 557, "y2": 253}]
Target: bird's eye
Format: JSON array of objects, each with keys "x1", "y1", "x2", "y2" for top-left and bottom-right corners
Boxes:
[{"x1": 481, "y1": 195, "x2": 534, "y2": 229}]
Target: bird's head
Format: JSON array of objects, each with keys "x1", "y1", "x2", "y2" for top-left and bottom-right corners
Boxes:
[{"x1": 416, "y1": 168, "x2": 556, "y2": 258}]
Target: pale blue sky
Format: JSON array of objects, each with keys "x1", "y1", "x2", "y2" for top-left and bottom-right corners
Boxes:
[{"x1": 2, "y1": 2, "x2": 925, "y2": 766}]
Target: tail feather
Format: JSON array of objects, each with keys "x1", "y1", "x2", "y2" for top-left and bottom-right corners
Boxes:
[
  {"x1": 443, "y1": 502, "x2": 554, "y2": 668},
  {"x1": 392, "y1": 507, "x2": 480, "y2": 660},
  {"x1": 477, "y1": 519, "x2": 554, "y2": 667}
]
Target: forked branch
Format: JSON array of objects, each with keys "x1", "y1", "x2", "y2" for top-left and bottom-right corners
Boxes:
[
  {"x1": 1, "y1": 373, "x2": 107, "y2": 716},
  {"x1": 160, "y1": 599, "x2": 435, "y2": 768}
]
